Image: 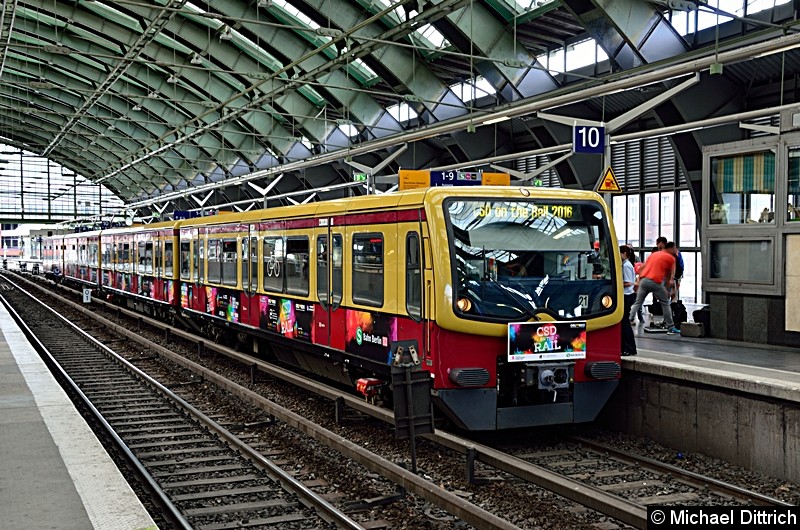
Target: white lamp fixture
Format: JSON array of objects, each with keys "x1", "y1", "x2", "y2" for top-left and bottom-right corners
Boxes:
[
  {"x1": 167, "y1": 74, "x2": 178, "y2": 83},
  {"x1": 219, "y1": 26, "x2": 233, "y2": 41},
  {"x1": 190, "y1": 52, "x2": 203, "y2": 64}
]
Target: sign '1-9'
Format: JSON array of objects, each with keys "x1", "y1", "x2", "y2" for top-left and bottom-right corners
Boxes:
[{"x1": 573, "y1": 125, "x2": 605, "y2": 154}]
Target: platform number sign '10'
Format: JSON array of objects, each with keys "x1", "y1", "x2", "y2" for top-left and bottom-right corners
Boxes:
[{"x1": 573, "y1": 125, "x2": 605, "y2": 154}]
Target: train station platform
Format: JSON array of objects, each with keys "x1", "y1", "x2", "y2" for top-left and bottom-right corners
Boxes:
[
  {"x1": 631, "y1": 322, "x2": 800, "y2": 398},
  {"x1": 606, "y1": 319, "x2": 800, "y2": 484},
  {"x1": 0, "y1": 301, "x2": 157, "y2": 529}
]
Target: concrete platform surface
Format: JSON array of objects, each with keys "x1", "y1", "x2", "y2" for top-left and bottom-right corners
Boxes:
[{"x1": 0, "y1": 301, "x2": 157, "y2": 530}]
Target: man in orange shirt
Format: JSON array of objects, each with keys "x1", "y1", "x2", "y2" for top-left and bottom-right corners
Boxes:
[{"x1": 630, "y1": 242, "x2": 679, "y2": 334}]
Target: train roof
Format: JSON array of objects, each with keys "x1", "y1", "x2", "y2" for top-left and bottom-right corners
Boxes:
[
  {"x1": 172, "y1": 186, "x2": 607, "y2": 228},
  {"x1": 43, "y1": 186, "x2": 608, "y2": 238}
]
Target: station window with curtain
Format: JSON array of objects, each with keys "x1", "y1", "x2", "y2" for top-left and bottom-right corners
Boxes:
[
  {"x1": 788, "y1": 148, "x2": 800, "y2": 221},
  {"x1": 709, "y1": 150, "x2": 776, "y2": 225}
]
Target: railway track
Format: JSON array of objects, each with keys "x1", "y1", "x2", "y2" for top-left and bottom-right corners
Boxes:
[
  {"x1": 5, "y1": 270, "x2": 795, "y2": 530},
  {"x1": 0, "y1": 280, "x2": 364, "y2": 530}
]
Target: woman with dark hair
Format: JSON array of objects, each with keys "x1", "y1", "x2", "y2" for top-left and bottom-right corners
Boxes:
[{"x1": 620, "y1": 245, "x2": 637, "y2": 356}]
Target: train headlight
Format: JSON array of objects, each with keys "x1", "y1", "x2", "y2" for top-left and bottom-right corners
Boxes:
[
  {"x1": 456, "y1": 297, "x2": 472, "y2": 312},
  {"x1": 601, "y1": 294, "x2": 613, "y2": 309}
]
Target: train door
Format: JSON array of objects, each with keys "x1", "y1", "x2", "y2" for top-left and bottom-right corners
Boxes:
[
  {"x1": 179, "y1": 228, "x2": 193, "y2": 310},
  {"x1": 421, "y1": 222, "x2": 434, "y2": 360},
  {"x1": 344, "y1": 222, "x2": 397, "y2": 365},
  {"x1": 154, "y1": 232, "x2": 163, "y2": 301},
  {"x1": 163, "y1": 231, "x2": 176, "y2": 304},
  {"x1": 402, "y1": 228, "x2": 426, "y2": 360},
  {"x1": 195, "y1": 229, "x2": 206, "y2": 312},
  {"x1": 314, "y1": 224, "x2": 344, "y2": 349},
  {"x1": 240, "y1": 226, "x2": 259, "y2": 327}
]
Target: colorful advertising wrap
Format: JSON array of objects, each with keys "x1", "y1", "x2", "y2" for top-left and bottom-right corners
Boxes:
[
  {"x1": 259, "y1": 296, "x2": 312, "y2": 341},
  {"x1": 508, "y1": 321, "x2": 587, "y2": 362}
]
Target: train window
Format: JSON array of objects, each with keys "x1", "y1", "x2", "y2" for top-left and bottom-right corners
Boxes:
[
  {"x1": 102, "y1": 243, "x2": 111, "y2": 266},
  {"x1": 89, "y1": 243, "x2": 98, "y2": 269},
  {"x1": 316, "y1": 234, "x2": 343, "y2": 308},
  {"x1": 207, "y1": 239, "x2": 221, "y2": 283},
  {"x1": 79, "y1": 244, "x2": 87, "y2": 265},
  {"x1": 221, "y1": 239, "x2": 238, "y2": 286},
  {"x1": 180, "y1": 240, "x2": 190, "y2": 280},
  {"x1": 164, "y1": 241, "x2": 173, "y2": 277},
  {"x1": 406, "y1": 232, "x2": 422, "y2": 320},
  {"x1": 317, "y1": 235, "x2": 328, "y2": 306},
  {"x1": 352, "y1": 233, "x2": 383, "y2": 307},
  {"x1": 263, "y1": 237, "x2": 284, "y2": 293},
  {"x1": 191, "y1": 237, "x2": 200, "y2": 283},
  {"x1": 146, "y1": 242, "x2": 153, "y2": 274},
  {"x1": 155, "y1": 241, "x2": 163, "y2": 276},
  {"x1": 331, "y1": 234, "x2": 342, "y2": 308},
  {"x1": 138, "y1": 241, "x2": 153, "y2": 275},
  {"x1": 285, "y1": 237, "x2": 309, "y2": 296},
  {"x1": 242, "y1": 237, "x2": 257, "y2": 292},
  {"x1": 196, "y1": 238, "x2": 203, "y2": 282},
  {"x1": 121, "y1": 243, "x2": 131, "y2": 271},
  {"x1": 137, "y1": 242, "x2": 145, "y2": 274}
]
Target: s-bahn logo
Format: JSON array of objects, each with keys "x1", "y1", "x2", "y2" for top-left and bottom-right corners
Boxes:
[{"x1": 354, "y1": 325, "x2": 388, "y2": 347}]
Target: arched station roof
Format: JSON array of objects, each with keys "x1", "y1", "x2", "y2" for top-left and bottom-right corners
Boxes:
[{"x1": 2, "y1": 0, "x2": 799, "y2": 219}]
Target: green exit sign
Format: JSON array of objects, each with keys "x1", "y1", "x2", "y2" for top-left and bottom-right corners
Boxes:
[{"x1": 353, "y1": 172, "x2": 368, "y2": 182}]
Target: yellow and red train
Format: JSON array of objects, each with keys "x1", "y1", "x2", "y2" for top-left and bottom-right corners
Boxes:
[{"x1": 42, "y1": 186, "x2": 623, "y2": 430}]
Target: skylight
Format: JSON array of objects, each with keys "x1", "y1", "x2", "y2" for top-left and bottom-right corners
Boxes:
[
  {"x1": 450, "y1": 77, "x2": 497, "y2": 103},
  {"x1": 670, "y1": 0, "x2": 791, "y2": 35},
  {"x1": 387, "y1": 102, "x2": 419, "y2": 123}
]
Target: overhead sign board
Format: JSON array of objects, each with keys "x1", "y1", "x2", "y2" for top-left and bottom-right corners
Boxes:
[
  {"x1": 400, "y1": 169, "x2": 511, "y2": 191},
  {"x1": 430, "y1": 170, "x2": 481, "y2": 186},
  {"x1": 596, "y1": 166, "x2": 622, "y2": 193},
  {"x1": 481, "y1": 172, "x2": 512, "y2": 186},
  {"x1": 573, "y1": 125, "x2": 605, "y2": 154},
  {"x1": 399, "y1": 170, "x2": 430, "y2": 191},
  {"x1": 173, "y1": 210, "x2": 202, "y2": 220}
]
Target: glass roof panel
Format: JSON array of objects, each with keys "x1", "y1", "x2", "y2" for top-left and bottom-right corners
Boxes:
[
  {"x1": 82, "y1": 1, "x2": 143, "y2": 32},
  {"x1": 181, "y1": 2, "x2": 226, "y2": 29},
  {"x1": 387, "y1": 102, "x2": 419, "y2": 123},
  {"x1": 450, "y1": 77, "x2": 497, "y2": 103},
  {"x1": 273, "y1": 0, "x2": 320, "y2": 29}
]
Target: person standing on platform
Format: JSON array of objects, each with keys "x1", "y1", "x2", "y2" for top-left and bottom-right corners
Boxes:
[
  {"x1": 620, "y1": 246, "x2": 637, "y2": 356},
  {"x1": 629, "y1": 248, "x2": 645, "y2": 324},
  {"x1": 630, "y1": 243, "x2": 680, "y2": 335},
  {"x1": 671, "y1": 242, "x2": 684, "y2": 301}
]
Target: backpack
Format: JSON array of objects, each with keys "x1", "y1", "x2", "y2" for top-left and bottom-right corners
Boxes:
[{"x1": 671, "y1": 300, "x2": 688, "y2": 329}]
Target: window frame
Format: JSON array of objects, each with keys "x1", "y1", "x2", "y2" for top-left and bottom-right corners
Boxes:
[{"x1": 351, "y1": 232, "x2": 384, "y2": 307}]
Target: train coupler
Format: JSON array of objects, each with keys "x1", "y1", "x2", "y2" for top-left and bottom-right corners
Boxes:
[{"x1": 355, "y1": 377, "x2": 385, "y2": 404}]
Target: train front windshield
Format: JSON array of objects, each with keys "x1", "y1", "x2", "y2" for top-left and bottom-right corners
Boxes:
[{"x1": 447, "y1": 199, "x2": 616, "y2": 321}]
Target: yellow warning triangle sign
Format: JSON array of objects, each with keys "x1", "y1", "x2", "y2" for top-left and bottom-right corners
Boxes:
[{"x1": 596, "y1": 166, "x2": 621, "y2": 192}]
